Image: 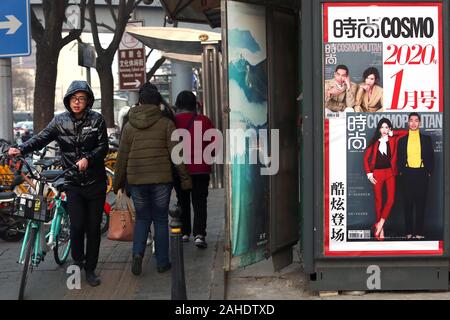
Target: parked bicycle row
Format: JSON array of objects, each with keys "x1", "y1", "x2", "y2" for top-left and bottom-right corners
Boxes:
[{"x1": 0, "y1": 140, "x2": 113, "y2": 243}]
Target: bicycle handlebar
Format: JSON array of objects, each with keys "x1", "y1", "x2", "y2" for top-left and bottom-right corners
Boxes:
[
  {"x1": 45, "y1": 145, "x2": 58, "y2": 151},
  {"x1": 44, "y1": 165, "x2": 78, "y2": 183},
  {"x1": 32, "y1": 145, "x2": 59, "y2": 159},
  {"x1": 15, "y1": 156, "x2": 36, "y2": 179},
  {"x1": 15, "y1": 155, "x2": 78, "y2": 183}
]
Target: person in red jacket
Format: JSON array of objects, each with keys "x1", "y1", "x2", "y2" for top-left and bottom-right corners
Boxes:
[
  {"x1": 174, "y1": 91, "x2": 214, "y2": 248},
  {"x1": 363, "y1": 118, "x2": 408, "y2": 240}
]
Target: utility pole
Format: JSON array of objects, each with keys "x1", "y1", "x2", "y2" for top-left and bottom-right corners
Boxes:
[
  {"x1": 169, "y1": 205, "x2": 187, "y2": 300},
  {"x1": 0, "y1": 58, "x2": 14, "y2": 142}
]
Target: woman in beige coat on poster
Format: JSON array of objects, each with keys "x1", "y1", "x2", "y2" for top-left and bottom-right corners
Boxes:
[{"x1": 355, "y1": 67, "x2": 384, "y2": 113}]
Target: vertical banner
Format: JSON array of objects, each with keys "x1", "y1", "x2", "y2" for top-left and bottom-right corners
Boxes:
[
  {"x1": 227, "y1": 1, "x2": 269, "y2": 267},
  {"x1": 323, "y1": 2, "x2": 443, "y2": 256}
]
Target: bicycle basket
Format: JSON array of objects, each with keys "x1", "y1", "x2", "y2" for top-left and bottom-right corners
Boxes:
[{"x1": 14, "y1": 194, "x2": 52, "y2": 223}]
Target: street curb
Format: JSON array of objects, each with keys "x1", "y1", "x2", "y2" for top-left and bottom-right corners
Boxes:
[{"x1": 209, "y1": 228, "x2": 225, "y2": 300}]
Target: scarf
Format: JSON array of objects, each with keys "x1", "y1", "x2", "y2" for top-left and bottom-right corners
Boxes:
[{"x1": 378, "y1": 135, "x2": 388, "y2": 155}]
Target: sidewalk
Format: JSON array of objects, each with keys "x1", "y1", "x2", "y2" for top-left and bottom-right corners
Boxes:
[
  {"x1": 2, "y1": 187, "x2": 450, "y2": 300},
  {"x1": 227, "y1": 253, "x2": 450, "y2": 299}
]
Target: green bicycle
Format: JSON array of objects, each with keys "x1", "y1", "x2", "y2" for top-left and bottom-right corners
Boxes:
[{"x1": 14, "y1": 157, "x2": 76, "y2": 300}]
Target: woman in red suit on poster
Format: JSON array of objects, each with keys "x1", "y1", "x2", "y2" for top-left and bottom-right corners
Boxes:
[{"x1": 364, "y1": 118, "x2": 408, "y2": 240}]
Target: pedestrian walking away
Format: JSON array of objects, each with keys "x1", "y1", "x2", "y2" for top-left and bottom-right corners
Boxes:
[
  {"x1": 173, "y1": 91, "x2": 214, "y2": 249},
  {"x1": 113, "y1": 85, "x2": 192, "y2": 276}
]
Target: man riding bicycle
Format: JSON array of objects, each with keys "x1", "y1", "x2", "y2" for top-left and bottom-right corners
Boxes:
[{"x1": 8, "y1": 80, "x2": 108, "y2": 287}]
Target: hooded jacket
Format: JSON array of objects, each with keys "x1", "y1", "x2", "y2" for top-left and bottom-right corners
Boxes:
[
  {"x1": 113, "y1": 104, "x2": 192, "y2": 191},
  {"x1": 19, "y1": 80, "x2": 108, "y2": 186}
]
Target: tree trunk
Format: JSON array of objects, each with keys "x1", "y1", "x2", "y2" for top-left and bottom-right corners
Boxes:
[
  {"x1": 33, "y1": 44, "x2": 60, "y2": 132},
  {"x1": 31, "y1": 0, "x2": 86, "y2": 133},
  {"x1": 88, "y1": 0, "x2": 138, "y2": 129},
  {"x1": 96, "y1": 57, "x2": 115, "y2": 128}
]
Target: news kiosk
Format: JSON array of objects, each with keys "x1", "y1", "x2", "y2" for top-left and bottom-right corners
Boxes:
[{"x1": 301, "y1": 0, "x2": 450, "y2": 290}]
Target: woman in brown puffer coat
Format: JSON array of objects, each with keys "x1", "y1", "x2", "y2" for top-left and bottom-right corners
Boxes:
[{"x1": 114, "y1": 87, "x2": 191, "y2": 275}]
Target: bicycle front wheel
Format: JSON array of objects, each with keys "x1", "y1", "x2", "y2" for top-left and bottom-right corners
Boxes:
[
  {"x1": 18, "y1": 227, "x2": 37, "y2": 300},
  {"x1": 53, "y1": 213, "x2": 71, "y2": 265}
]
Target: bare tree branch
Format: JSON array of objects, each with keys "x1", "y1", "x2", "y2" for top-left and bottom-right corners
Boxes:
[
  {"x1": 40, "y1": 0, "x2": 67, "y2": 50},
  {"x1": 147, "y1": 57, "x2": 166, "y2": 82},
  {"x1": 106, "y1": 0, "x2": 134, "y2": 57},
  {"x1": 125, "y1": 0, "x2": 137, "y2": 17},
  {"x1": 104, "y1": 0, "x2": 118, "y2": 25},
  {"x1": 42, "y1": 0, "x2": 52, "y2": 30},
  {"x1": 145, "y1": 48, "x2": 154, "y2": 61},
  {"x1": 88, "y1": 0, "x2": 105, "y2": 54},
  {"x1": 89, "y1": 0, "x2": 139, "y2": 127},
  {"x1": 85, "y1": 17, "x2": 116, "y2": 33},
  {"x1": 61, "y1": 29, "x2": 82, "y2": 49},
  {"x1": 133, "y1": 0, "x2": 143, "y2": 10},
  {"x1": 31, "y1": 7, "x2": 44, "y2": 44}
]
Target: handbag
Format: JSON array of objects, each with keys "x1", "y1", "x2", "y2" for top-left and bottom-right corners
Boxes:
[{"x1": 107, "y1": 193, "x2": 135, "y2": 241}]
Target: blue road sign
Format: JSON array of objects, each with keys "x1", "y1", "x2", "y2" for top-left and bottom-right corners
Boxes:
[{"x1": 0, "y1": 0, "x2": 31, "y2": 58}]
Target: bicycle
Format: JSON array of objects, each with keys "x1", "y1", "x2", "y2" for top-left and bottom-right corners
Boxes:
[
  {"x1": 25, "y1": 144, "x2": 112, "y2": 236},
  {"x1": 105, "y1": 132, "x2": 119, "y2": 172},
  {"x1": 35, "y1": 143, "x2": 112, "y2": 235},
  {"x1": 0, "y1": 150, "x2": 28, "y2": 242},
  {"x1": 0, "y1": 174, "x2": 26, "y2": 242},
  {"x1": 12, "y1": 156, "x2": 76, "y2": 300},
  {"x1": 0, "y1": 154, "x2": 30, "y2": 195}
]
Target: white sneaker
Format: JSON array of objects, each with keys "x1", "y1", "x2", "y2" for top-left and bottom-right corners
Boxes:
[
  {"x1": 181, "y1": 235, "x2": 189, "y2": 242},
  {"x1": 194, "y1": 235, "x2": 207, "y2": 249}
]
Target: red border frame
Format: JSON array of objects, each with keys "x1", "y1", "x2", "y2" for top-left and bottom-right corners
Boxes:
[
  {"x1": 325, "y1": 240, "x2": 444, "y2": 256},
  {"x1": 324, "y1": 2, "x2": 443, "y2": 42},
  {"x1": 324, "y1": 119, "x2": 330, "y2": 253},
  {"x1": 323, "y1": 2, "x2": 444, "y2": 257}
]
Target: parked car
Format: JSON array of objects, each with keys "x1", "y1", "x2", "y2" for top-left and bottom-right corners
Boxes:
[
  {"x1": 13, "y1": 121, "x2": 34, "y2": 141},
  {"x1": 92, "y1": 95, "x2": 130, "y2": 124},
  {"x1": 13, "y1": 111, "x2": 32, "y2": 123}
]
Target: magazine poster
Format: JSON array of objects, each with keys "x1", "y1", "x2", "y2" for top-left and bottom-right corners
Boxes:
[{"x1": 323, "y1": 2, "x2": 443, "y2": 256}]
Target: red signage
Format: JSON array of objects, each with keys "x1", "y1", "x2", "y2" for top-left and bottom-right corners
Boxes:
[
  {"x1": 118, "y1": 48, "x2": 146, "y2": 90},
  {"x1": 118, "y1": 21, "x2": 146, "y2": 91}
]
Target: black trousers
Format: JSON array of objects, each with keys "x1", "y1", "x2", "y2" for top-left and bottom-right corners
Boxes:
[
  {"x1": 66, "y1": 181, "x2": 106, "y2": 271},
  {"x1": 401, "y1": 168, "x2": 429, "y2": 236},
  {"x1": 174, "y1": 174, "x2": 210, "y2": 237}
]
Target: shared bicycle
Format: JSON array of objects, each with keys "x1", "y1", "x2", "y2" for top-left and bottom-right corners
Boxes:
[{"x1": 3, "y1": 155, "x2": 74, "y2": 300}]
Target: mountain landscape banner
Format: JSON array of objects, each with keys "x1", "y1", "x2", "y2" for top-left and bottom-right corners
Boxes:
[{"x1": 227, "y1": 1, "x2": 270, "y2": 268}]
